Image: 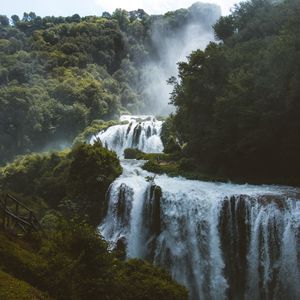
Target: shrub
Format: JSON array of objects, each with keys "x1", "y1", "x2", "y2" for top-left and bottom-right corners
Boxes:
[{"x1": 124, "y1": 148, "x2": 144, "y2": 159}]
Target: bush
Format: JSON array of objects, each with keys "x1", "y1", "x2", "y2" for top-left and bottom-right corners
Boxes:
[
  {"x1": 179, "y1": 158, "x2": 197, "y2": 171},
  {"x1": 0, "y1": 220, "x2": 188, "y2": 300},
  {"x1": 124, "y1": 148, "x2": 144, "y2": 159},
  {"x1": 0, "y1": 142, "x2": 122, "y2": 225},
  {"x1": 164, "y1": 136, "x2": 181, "y2": 154}
]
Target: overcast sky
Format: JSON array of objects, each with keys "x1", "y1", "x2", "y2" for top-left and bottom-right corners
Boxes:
[{"x1": 1, "y1": 0, "x2": 238, "y2": 18}]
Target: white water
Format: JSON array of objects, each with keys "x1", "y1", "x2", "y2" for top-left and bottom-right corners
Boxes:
[
  {"x1": 92, "y1": 116, "x2": 300, "y2": 300},
  {"x1": 91, "y1": 115, "x2": 163, "y2": 157}
]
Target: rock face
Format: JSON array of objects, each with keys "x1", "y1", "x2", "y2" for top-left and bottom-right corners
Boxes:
[
  {"x1": 218, "y1": 194, "x2": 300, "y2": 300},
  {"x1": 142, "y1": 184, "x2": 162, "y2": 261}
]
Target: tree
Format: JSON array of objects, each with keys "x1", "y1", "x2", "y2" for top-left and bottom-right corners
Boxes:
[
  {"x1": 68, "y1": 142, "x2": 122, "y2": 224},
  {"x1": 213, "y1": 16, "x2": 235, "y2": 41},
  {"x1": 169, "y1": 0, "x2": 300, "y2": 183},
  {"x1": 102, "y1": 12, "x2": 111, "y2": 19},
  {"x1": 112, "y1": 9, "x2": 129, "y2": 31},
  {"x1": 0, "y1": 15, "x2": 9, "y2": 26},
  {"x1": 11, "y1": 15, "x2": 20, "y2": 25}
]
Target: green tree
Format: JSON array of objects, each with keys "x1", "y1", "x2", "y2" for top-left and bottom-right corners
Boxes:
[{"x1": 0, "y1": 15, "x2": 9, "y2": 26}]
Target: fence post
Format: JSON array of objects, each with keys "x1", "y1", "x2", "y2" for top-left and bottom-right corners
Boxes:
[
  {"x1": 1, "y1": 194, "x2": 42, "y2": 234},
  {"x1": 16, "y1": 202, "x2": 19, "y2": 217},
  {"x1": 3, "y1": 196, "x2": 7, "y2": 229}
]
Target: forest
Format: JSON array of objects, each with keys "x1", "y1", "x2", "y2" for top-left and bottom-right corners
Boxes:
[
  {"x1": 0, "y1": 3, "x2": 218, "y2": 166},
  {"x1": 168, "y1": 0, "x2": 300, "y2": 184}
]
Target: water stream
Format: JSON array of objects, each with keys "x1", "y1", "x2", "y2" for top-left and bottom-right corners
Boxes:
[{"x1": 92, "y1": 115, "x2": 300, "y2": 300}]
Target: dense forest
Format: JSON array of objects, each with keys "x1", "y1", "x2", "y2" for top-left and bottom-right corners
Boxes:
[
  {"x1": 0, "y1": 3, "x2": 219, "y2": 165},
  {"x1": 168, "y1": 0, "x2": 300, "y2": 184}
]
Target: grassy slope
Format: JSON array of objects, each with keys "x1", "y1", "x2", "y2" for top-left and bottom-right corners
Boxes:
[
  {"x1": 0, "y1": 270, "x2": 52, "y2": 300},
  {"x1": 0, "y1": 231, "x2": 52, "y2": 299}
]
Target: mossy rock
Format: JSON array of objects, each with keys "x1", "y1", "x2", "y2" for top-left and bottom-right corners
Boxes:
[{"x1": 124, "y1": 148, "x2": 144, "y2": 159}]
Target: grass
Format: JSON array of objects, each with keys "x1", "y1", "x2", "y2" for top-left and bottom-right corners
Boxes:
[
  {"x1": 0, "y1": 269, "x2": 52, "y2": 300},
  {"x1": 0, "y1": 230, "x2": 47, "y2": 288},
  {"x1": 0, "y1": 230, "x2": 53, "y2": 299}
]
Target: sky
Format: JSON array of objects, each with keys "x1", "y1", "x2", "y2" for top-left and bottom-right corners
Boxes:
[{"x1": 1, "y1": 0, "x2": 238, "y2": 18}]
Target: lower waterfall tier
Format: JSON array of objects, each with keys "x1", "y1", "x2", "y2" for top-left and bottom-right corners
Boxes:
[{"x1": 100, "y1": 160, "x2": 300, "y2": 300}]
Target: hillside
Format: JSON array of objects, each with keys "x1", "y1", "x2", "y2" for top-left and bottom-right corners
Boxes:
[
  {"x1": 0, "y1": 226, "x2": 187, "y2": 300},
  {"x1": 0, "y1": 3, "x2": 220, "y2": 165},
  {"x1": 0, "y1": 269, "x2": 51, "y2": 300}
]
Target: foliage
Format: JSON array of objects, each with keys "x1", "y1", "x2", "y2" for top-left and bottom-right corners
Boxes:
[
  {"x1": 0, "y1": 269, "x2": 52, "y2": 299},
  {"x1": 0, "y1": 221, "x2": 188, "y2": 300},
  {"x1": 67, "y1": 142, "x2": 122, "y2": 224},
  {"x1": 124, "y1": 148, "x2": 144, "y2": 159},
  {"x1": 164, "y1": 136, "x2": 181, "y2": 154},
  {"x1": 169, "y1": 0, "x2": 300, "y2": 184},
  {"x1": 160, "y1": 114, "x2": 181, "y2": 154},
  {"x1": 0, "y1": 4, "x2": 220, "y2": 165},
  {"x1": 143, "y1": 160, "x2": 179, "y2": 175},
  {"x1": 0, "y1": 142, "x2": 121, "y2": 225},
  {"x1": 118, "y1": 259, "x2": 187, "y2": 300}
]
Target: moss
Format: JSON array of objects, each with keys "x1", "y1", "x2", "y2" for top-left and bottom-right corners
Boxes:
[
  {"x1": 143, "y1": 160, "x2": 180, "y2": 175},
  {"x1": 139, "y1": 152, "x2": 174, "y2": 161},
  {"x1": 124, "y1": 148, "x2": 144, "y2": 159}
]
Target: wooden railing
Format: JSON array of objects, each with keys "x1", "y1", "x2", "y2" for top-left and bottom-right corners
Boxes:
[{"x1": 0, "y1": 194, "x2": 42, "y2": 233}]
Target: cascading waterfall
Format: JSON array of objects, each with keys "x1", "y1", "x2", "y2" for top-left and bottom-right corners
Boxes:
[
  {"x1": 92, "y1": 115, "x2": 300, "y2": 300},
  {"x1": 91, "y1": 115, "x2": 163, "y2": 157}
]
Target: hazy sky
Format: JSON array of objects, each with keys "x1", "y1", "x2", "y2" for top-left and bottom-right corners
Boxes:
[{"x1": 1, "y1": 0, "x2": 238, "y2": 18}]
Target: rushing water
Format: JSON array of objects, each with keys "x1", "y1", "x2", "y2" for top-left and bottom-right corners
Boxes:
[
  {"x1": 91, "y1": 115, "x2": 163, "y2": 157},
  {"x1": 92, "y1": 115, "x2": 300, "y2": 300}
]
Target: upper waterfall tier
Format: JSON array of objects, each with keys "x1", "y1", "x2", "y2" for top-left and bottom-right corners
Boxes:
[{"x1": 91, "y1": 115, "x2": 164, "y2": 157}]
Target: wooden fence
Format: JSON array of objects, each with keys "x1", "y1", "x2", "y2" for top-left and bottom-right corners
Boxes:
[{"x1": 0, "y1": 194, "x2": 42, "y2": 233}]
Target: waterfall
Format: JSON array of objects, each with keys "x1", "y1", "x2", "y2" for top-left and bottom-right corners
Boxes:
[
  {"x1": 91, "y1": 115, "x2": 163, "y2": 157},
  {"x1": 93, "y1": 115, "x2": 300, "y2": 300}
]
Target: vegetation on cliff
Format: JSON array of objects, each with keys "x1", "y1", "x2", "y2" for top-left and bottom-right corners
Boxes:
[
  {"x1": 0, "y1": 142, "x2": 121, "y2": 225},
  {"x1": 0, "y1": 141, "x2": 187, "y2": 299},
  {"x1": 0, "y1": 222, "x2": 187, "y2": 300},
  {"x1": 0, "y1": 3, "x2": 219, "y2": 165},
  {"x1": 168, "y1": 0, "x2": 300, "y2": 185}
]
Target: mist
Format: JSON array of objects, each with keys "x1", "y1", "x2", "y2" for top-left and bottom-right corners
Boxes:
[{"x1": 141, "y1": 2, "x2": 221, "y2": 115}]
